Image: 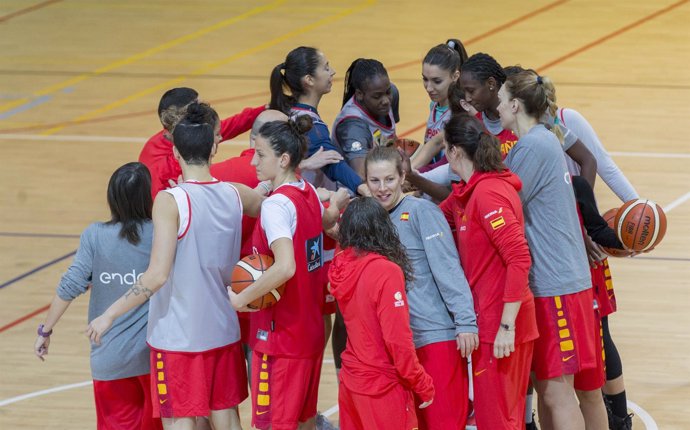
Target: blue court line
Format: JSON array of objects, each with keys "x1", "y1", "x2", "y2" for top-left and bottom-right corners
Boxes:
[
  {"x1": 0, "y1": 232, "x2": 80, "y2": 239},
  {"x1": 0, "y1": 250, "x2": 76, "y2": 290},
  {"x1": 0, "y1": 95, "x2": 53, "y2": 120}
]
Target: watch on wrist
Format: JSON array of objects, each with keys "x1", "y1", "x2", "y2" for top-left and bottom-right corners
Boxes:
[
  {"x1": 500, "y1": 323, "x2": 514, "y2": 331},
  {"x1": 37, "y1": 324, "x2": 53, "y2": 337}
]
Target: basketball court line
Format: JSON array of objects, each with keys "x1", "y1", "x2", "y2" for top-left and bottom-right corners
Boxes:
[
  {"x1": 0, "y1": 0, "x2": 286, "y2": 114},
  {"x1": 40, "y1": 0, "x2": 376, "y2": 135},
  {"x1": 0, "y1": 232, "x2": 80, "y2": 239},
  {"x1": 0, "y1": 0, "x2": 62, "y2": 24},
  {"x1": 0, "y1": 380, "x2": 658, "y2": 430},
  {"x1": 399, "y1": 0, "x2": 688, "y2": 138},
  {"x1": 0, "y1": 0, "x2": 567, "y2": 135},
  {"x1": 0, "y1": 250, "x2": 76, "y2": 290},
  {"x1": 662, "y1": 191, "x2": 690, "y2": 213}
]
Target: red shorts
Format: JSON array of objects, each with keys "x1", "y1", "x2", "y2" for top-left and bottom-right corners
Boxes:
[
  {"x1": 251, "y1": 351, "x2": 323, "y2": 430},
  {"x1": 149, "y1": 342, "x2": 248, "y2": 418},
  {"x1": 472, "y1": 341, "x2": 534, "y2": 430},
  {"x1": 238, "y1": 312, "x2": 251, "y2": 345},
  {"x1": 597, "y1": 258, "x2": 617, "y2": 317},
  {"x1": 532, "y1": 289, "x2": 597, "y2": 380},
  {"x1": 415, "y1": 340, "x2": 468, "y2": 430},
  {"x1": 574, "y1": 309, "x2": 606, "y2": 391},
  {"x1": 339, "y1": 383, "x2": 418, "y2": 430},
  {"x1": 93, "y1": 374, "x2": 163, "y2": 430}
]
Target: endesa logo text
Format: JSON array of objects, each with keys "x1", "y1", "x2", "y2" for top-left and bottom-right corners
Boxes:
[{"x1": 99, "y1": 270, "x2": 143, "y2": 285}]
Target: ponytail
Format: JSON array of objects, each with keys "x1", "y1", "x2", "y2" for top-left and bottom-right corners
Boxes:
[
  {"x1": 269, "y1": 63, "x2": 295, "y2": 115},
  {"x1": 444, "y1": 114, "x2": 504, "y2": 173},
  {"x1": 504, "y1": 70, "x2": 563, "y2": 143},
  {"x1": 268, "y1": 47, "x2": 321, "y2": 115},
  {"x1": 423, "y1": 38, "x2": 468, "y2": 73}
]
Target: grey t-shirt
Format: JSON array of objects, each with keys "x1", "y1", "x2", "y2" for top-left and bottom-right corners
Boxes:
[
  {"x1": 57, "y1": 222, "x2": 153, "y2": 381},
  {"x1": 389, "y1": 196, "x2": 477, "y2": 348},
  {"x1": 504, "y1": 125, "x2": 590, "y2": 297}
]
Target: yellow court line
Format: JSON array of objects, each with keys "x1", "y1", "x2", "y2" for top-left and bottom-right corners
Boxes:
[
  {"x1": 41, "y1": 0, "x2": 376, "y2": 136},
  {"x1": 0, "y1": 0, "x2": 285, "y2": 113}
]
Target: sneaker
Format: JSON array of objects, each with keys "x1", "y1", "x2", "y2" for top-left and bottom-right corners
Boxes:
[
  {"x1": 315, "y1": 412, "x2": 338, "y2": 430},
  {"x1": 608, "y1": 412, "x2": 633, "y2": 430}
]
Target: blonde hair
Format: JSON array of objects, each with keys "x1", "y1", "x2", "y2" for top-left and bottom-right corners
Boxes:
[{"x1": 504, "y1": 69, "x2": 563, "y2": 144}]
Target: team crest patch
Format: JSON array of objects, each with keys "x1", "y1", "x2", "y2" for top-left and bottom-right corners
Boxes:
[
  {"x1": 306, "y1": 234, "x2": 323, "y2": 272},
  {"x1": 400, "y1": 212, "x2": 410, "y2": 221},
  {"x1": 490, "y1": 216, "x2": 506, "y2": 230},
  {"x1": 394, "y1": 291, "x2": 405, "y2": 307}
]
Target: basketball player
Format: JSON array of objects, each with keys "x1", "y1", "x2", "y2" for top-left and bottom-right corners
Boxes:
[
  {"x1": 365, "y1": 146, "x2": 478, "y2": 430},
  {"x1": 270, "y1": 46, "x2": 368, "y2": 196},
  {"x1": 227, "y1": 115, "x2": 348, "y2": 430},
  {"x1": 332, "y1": 58, "x2": 400, "y2": 178},
  {"x1": 439, "y1": 114, "x2": 538, "y2": 429},
  {"x1": 87, "y1": 102, "x2": 264, "y2": 430},
  {"x1": 139, "y1": 87, "x2": 265, "y2": 198},
  {"x1": 34, "y1": 162, "x2": 161, "y2": 430},
  {"x1": 410, "y1": 39, "x2": 467, "y2": 170},
  {"x1": 329, "y1": 197, "x2": 434, "y2": 430},
  {"x1": 499, "y1": 69, "x2": 598, "y2": 430}
]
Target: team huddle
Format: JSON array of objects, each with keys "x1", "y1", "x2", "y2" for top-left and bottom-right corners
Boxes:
[{"x1": 33, "y1": 39, "x2": 646, "y2": 430}]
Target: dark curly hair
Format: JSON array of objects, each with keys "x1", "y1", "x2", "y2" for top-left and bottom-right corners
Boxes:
[{"x1": 338, "y1": 197, "x2": 414, "y2": 283}]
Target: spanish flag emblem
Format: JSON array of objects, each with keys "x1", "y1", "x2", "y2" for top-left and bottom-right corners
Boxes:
[
  {"x1": 490, "y1": 216, "x2": 506, "y2": 230},
  {"x1": 400, "y1": 212, "x2": 410, "y2": 221}
]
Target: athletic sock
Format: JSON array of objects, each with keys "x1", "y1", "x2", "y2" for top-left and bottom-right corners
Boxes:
[
  {"x1": 604, "y1": 391, "x2": 628, "y2": 418},
  {"x1": 525, "y1": 394, "x2": 534, "y2": 423}
]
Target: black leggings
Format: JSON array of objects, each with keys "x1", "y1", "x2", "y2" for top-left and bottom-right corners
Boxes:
[{"x1": 602, "y1": 316, "x2": 623, "y2": 380}]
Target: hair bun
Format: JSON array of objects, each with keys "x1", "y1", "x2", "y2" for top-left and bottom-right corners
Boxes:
[
  {"x1": 289, "y1": 114, "x2": 314, "y2": 135},
  {"x1": 536, "y1": 75, "x2": 543, "y2": 85}
]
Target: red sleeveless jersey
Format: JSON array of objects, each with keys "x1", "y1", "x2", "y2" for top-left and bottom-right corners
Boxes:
[{"x1": 249, "y1": 183, "x2": 326, "y2": 358}]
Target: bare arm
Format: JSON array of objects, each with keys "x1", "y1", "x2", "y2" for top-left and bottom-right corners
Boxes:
[
  {"x1": 34, "y1": 295, "x2": 72, "y2": 361},
  {"x1": 564, "y1": 139, "x2": 597, "y2": 188},
  {"x1": 229, "y1": 238, "x2": 295, "y2": 310},
  {"x1": 232, "y1": 182, "x2": 265, "y2": 218},
  {"x1": 85, "y1": 193, "x2": 179, "y2": 344},
  {"x1": 411, "y1": 133, "x2": 444, "y2": 169},
  {"x1": 493, "y1": 301, "x2": 522, "y2": 359}
]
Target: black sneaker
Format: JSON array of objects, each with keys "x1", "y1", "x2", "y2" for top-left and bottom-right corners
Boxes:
[
  {"x1": 315, "y1": 412, "x2": 338, "y2": 430},
  {"x1": 608, "y1": 412, "x2": 633, "y2": 430}
]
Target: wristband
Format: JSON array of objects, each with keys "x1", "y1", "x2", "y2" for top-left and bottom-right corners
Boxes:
[
  {"x1": 37, "y1": 324, "x2": 53, "y2": 337},
  {"x1": 500, "y1": 323, "x2": 514, "y2": 331}
]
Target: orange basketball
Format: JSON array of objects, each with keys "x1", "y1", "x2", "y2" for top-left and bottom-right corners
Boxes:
[
  {"x1": 230, "y1": 254, "x2": 285, "y2": 310},
  {"x1": 395, "y1": 138, "x2": 421, "y2": 158},
  {"x1": 614, "y1": 199, "x2": 667, "y2": 252},
  {"x1": 601, "y1": 208, "x2": 632, "y2": 257}
]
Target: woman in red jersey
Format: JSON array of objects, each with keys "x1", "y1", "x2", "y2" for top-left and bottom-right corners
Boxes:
[
  {"x1": 329, "y1": 197, "x2": 434, "y2": 430},
  {"x1": 439, "y1": 114, "x2": 537, "y2": 429},
  {"x1": 228, "y1": 115, "x2": 346, "y2": 430}
]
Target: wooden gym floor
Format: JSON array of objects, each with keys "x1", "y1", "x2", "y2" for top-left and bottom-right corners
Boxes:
[{"x1": 1, "y1": 0, "x2": 689, "y2": 428}]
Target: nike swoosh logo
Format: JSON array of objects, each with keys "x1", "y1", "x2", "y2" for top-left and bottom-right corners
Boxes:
[
  {"x1": 256, "y1": 410, "x2": 269, "y2": 415},
  {"x1": 159, "y1": 399, "x2": 167, "y2": 405},
  {"x1": 473, "y1": 369, "x2": 487, "y2": 376},
  {"x1": 562, "y1": 355, "x2": 575, "y2": 362}
]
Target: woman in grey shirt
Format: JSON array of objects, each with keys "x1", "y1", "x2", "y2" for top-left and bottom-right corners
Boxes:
[
  {"x1": 34, "y1": 162, "x2": 161, "y2": 430},
  {"x1": 364, "y1": 145, "x2": 478, "y2": 430}
]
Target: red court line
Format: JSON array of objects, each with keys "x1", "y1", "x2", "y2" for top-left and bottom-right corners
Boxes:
[
  {"x1": 0, "y1": 0, "x2": 62, "y2": 24},
  {"x1": 0, "y1": 0, "x2": 568, "y2": 134},
  {"x1": 388, "y1": 0, "x2": 570, "y2": 72},
  {"x1": 0, "y1": 304, "x2": 50, "y2": 334},
  {"x1": 401, "y1": 0, "x2": 688, "y2": 138},
  {"x1": 538, "y1": 0, "x2": 689, "y2": 72}
]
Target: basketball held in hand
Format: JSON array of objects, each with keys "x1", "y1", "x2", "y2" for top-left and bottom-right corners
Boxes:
[
  {"x1": 601, "y1": 208, "x2": 632, "y2": 257},
  {"x1": 230, "y1": 254, "x2": 285, "y2": 309},
  {"x1": 614, "y1": 199, "x2": 667, "y2": 252}
]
